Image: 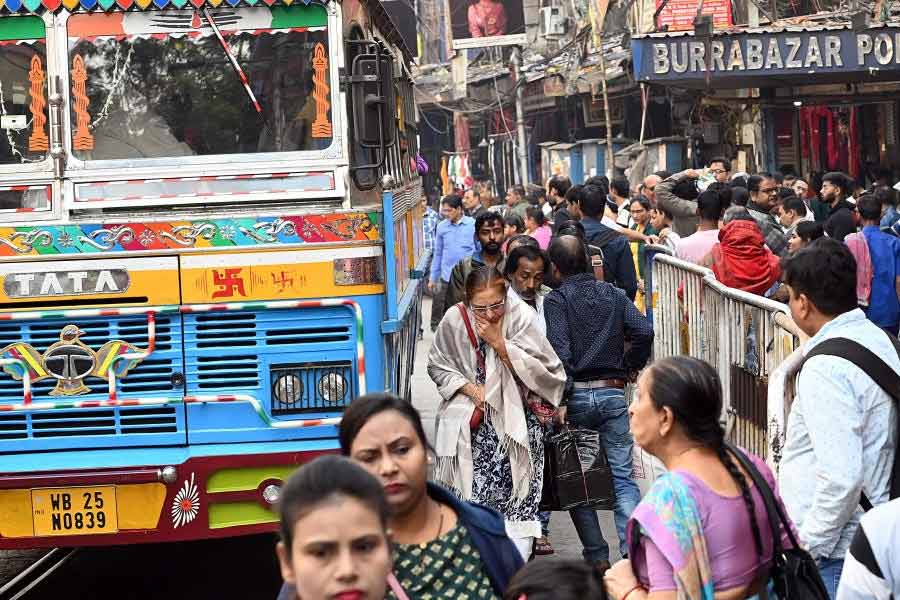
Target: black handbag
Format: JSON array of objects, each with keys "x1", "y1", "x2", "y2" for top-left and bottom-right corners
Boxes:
[
  {"x1": 539, "y1": 426, "x2": 616, "y2": 511},
  {"x1": 724, "y1": 442, "x2": 830, "y2": 600}
]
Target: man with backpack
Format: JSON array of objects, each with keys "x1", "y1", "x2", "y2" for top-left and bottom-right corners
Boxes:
[
  {"x1": 779, "y1": 238, "x2": 899, "y2": 600},
  {"x1": 572, "y1": 184, "x2": 638, "y2": 301}
]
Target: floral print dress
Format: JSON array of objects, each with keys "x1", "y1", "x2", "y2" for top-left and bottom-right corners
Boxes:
[{"x1": 469, "y1": 340, "x2": 544, "y2": 537}]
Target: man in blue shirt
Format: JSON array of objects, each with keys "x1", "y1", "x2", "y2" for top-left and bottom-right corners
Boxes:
[
  {"x1": 857, "y1": 194, "x2": 900, "y2": 335},
  {"x1": 429, "y1": 194, "x2": 476, "y2": 331}
]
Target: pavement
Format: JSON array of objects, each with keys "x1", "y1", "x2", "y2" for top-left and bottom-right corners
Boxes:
[{"x1": 412, "y1": 296, "x2": 622, "y2": 563}]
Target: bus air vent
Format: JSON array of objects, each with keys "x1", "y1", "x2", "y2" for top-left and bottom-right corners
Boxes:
[
  {"x1": 196, "y1": 354, "x2": 261, "y2": 390},
  {"x1": 264, "y1": 325, "x2": 351, "y2": 346}
]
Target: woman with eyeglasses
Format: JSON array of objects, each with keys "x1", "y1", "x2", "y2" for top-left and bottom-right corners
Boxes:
[{"x1": 428, "y1": 264, "x2": 566, "y2": 560}]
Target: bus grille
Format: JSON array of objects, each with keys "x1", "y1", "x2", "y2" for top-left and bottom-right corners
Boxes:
[{"x1": 0, "y1": 315, "x2": 185, "y2": 450}]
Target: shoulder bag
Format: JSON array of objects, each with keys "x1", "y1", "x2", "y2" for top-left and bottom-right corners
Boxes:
[
  {"x1": 456, "y1": 303, "x2": 485, "y2": 430},
  {"x1": 724, "y1": 442, "x2": 829, "y2": 600}
]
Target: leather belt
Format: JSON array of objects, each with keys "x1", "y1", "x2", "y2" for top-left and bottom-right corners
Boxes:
[{"x1": 572, "y1": 378, "x2": 627, "y2": 390}]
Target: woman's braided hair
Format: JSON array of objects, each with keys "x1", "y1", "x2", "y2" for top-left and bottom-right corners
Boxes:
[{"x1": 645, "y1": 356, "x2": 764, "y2": 558}]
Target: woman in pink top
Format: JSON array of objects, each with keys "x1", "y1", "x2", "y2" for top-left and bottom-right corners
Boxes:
[
  {"x1": 603, "y1": 356, "x2": 796, "y2": 600},
  {"x1": 525, "y1": 206, "x2": 552, "y2": 250}
]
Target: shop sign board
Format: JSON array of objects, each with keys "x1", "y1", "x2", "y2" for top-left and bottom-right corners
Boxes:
[
  {"x1": 655, "y1": 0, "x2": 732, "y2": 32},
  {"x1": 634, "y1": 26, "x2": 900, "y2": 84}
]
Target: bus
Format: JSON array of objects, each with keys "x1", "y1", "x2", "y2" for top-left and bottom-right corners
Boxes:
[{"x1": 0, "y1": 0, "x2": 424, "y2": 548}]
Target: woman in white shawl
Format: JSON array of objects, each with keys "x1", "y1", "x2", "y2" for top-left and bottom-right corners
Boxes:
[{"x1": 428, "y1": 265, "x2": 566, "y2": 559}]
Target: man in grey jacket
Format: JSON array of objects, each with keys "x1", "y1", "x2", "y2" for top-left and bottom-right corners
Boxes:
[{"x1": 654, "y1": 170, "x2": 702, "y2": 237}]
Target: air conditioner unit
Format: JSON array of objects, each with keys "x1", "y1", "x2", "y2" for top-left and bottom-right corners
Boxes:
[{"x1": 540, "y1": 6, "x2": 567, "y2": 37}]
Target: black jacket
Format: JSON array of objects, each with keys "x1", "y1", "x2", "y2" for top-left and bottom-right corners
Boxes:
[
  {"x1": 581, "y1": 216, "x2": 638, "y2": 300},
  {"x1": 824, "y1": 199, "x2": 857, "y2": 242}
]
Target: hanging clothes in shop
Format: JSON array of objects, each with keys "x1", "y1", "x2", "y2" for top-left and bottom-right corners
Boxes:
[
  {"x1": 800, "y1": 106, "x2": 860, "y2": 177},
  {"x1": 441, "y1": 156, "x2": 451, "y2": 195}
]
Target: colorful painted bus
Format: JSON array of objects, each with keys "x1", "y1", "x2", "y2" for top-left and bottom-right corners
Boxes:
[{"x1": 0, "y1": 0, "x2": 425, "y2": 548}]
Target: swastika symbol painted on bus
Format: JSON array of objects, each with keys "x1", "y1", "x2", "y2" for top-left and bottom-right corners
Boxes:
[
  {"x1": 211, "y1": 268, "x2": 247, "y2": 299},
  {"x1": 271, "y1": 271, "x2": 294, "y2": 293}
]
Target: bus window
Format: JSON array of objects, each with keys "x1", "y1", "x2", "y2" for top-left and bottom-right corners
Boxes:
[
  {"x1": 0, "y1": 16, "x2": 49, "y2": 169},
  {"x1": 67, "y1": 6, "x2": 333, "y2": 161}
]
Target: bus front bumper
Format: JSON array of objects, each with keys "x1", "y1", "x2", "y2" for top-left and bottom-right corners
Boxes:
[{"x1": 0, "y1": 442, "x2": 336, "y2": 549}]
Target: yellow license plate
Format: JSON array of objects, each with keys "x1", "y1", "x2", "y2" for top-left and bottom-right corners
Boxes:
[{"x1": 31, "y1": 486, "x2": 118, "y2": 536}]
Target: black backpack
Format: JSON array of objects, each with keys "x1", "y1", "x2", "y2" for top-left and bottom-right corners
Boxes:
[{"x1": 800, "y1": 336, "x2": 900, "y2": 510}]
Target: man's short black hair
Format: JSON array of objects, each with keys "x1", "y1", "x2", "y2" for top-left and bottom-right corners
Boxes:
[
  {"x1": 564, "y1": 184, "x2": 584, "y2": 205},
  {"x1": 822, "y1": 172, "x2": 850, "y2": 196},
  {"x1": 782, "y1": 237, "x2": 858, "y2": 316},
  {"x1": 708, "y1": 157, "x2": 729, "y2": 170},
  {"x1": 698, "y1": 188, "x2": 729, "y2": 221},
  {"x1": 746, "y1": 174, "x2": 773, "y2": 193},
  {"x1": 782, "y1": 196, "x2": 807, "y2": 217},
  {"x1": 549, "y1": 235, "x2": 589, "y2": 278},
  {"x1": 672, "y1": 178, "x2": 699, "y2": 201},
  {"x1": 548, "y1": 175, "x2": 572, "y2": 198},
  {"x1": 526, "y1": 184, "x2": 546, "y2": 205},
  {"x1": 580, "y1": 184, "x2": 607, "y2": 218},
  {"x1": 504, "y1": 213, "x2": 525, "y2": 233},
  {"x1": 585, "y1": 176, "x2": 609, "y2": 196},
  {"x1": 441, "y1": 194, "x2": 463, "y2": 209},
  {"x1": 510, "y1": 185, "x2": 526, "y2": 199},
  {"x1": 857, "y1": 193, "x2": 882, "y2": 221},
  {"x1": 610, "y1": 177, "x2": 630, "y2": 198},
  {"x1": 474, "y1": 211, "x2": 504, "y2": 233},
  {"x1": 773, "y1": 172, "x2": 785, "y2": 184},
  {"x1": 875, "y1": 185, "x2": 898, "y2": 208},
  {"x1": 503, "y1": 245, "x2": 549, "y2": 279}
]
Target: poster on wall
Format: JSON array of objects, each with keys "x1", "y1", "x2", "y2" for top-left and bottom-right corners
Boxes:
[
  {"x1": 450, "y1": 0, "x2": 527, "y2": 49},
  {"x1": 655, "y1": 0, "x2": 732, "y2": 31}
]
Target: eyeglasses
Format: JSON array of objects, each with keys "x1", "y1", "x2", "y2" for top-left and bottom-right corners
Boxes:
[
  {"x1": 471, "y1": 300, "x2": 505, "y2": 314},
  {"x1": 710, "y1": 169, "x2": 727, "y2": 175},
  {"x1": 759, "y1": 187, "x2": 778, "y2": 194}
]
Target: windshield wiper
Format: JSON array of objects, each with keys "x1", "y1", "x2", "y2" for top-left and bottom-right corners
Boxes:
[{"x1": 202, "y1": 8, "x2": 265, "y2": 118}]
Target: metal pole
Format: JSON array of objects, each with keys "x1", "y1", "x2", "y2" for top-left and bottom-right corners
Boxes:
[
  {"x1": 597, "y1": 37, "x2": 615, "y2": 179},
  {"x1": 512, "y1": 48, "x2": 529, "y2": 184}
]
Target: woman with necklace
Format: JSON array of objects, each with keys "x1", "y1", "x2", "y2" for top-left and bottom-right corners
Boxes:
[{"x1": 343, "y1": 392, "x2": 522, "y2": 598}]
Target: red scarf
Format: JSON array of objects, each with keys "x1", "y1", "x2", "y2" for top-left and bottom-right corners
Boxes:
[{"x1": 711, "y1": 220, "x2": 781, "y2": 296}]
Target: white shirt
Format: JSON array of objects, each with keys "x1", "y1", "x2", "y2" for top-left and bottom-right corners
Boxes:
[
  {"x1": 779, "y1": 309, "x2": 899, "y2": 560},
  {"x1": 508, "y1": 286, "x2": 546, "y2": 334}
]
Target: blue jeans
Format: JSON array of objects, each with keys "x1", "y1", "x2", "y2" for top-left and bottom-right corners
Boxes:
[
  {"x1": 817, "y1": 558, "x2": 844, "y2": 600},
  {"x1": 539, "y1": 511, "x2": 551, "y2": 537},
  {"x1": 566, "y1": 386, "x2": 641, "y2": 564}
]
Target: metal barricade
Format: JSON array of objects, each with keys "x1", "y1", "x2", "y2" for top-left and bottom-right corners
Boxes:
[
  {"x1": 650, "y1": 252, "x2": 713, "y2": 362},
  {"x1": 649, "y1": 252, "x2": 802, "y2": 462}
]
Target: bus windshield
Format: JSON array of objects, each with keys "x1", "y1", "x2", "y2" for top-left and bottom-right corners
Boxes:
[
  {"x1": 0, "y1": 16, "x2": 49, "y2": 168},
  {"x1": 67, "y1": 5, "x2": 333, "y2": 161}
]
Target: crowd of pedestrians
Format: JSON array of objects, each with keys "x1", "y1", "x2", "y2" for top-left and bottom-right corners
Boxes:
[{"x1": 277, "y1": 163, "x2": 900, "y2": 600}]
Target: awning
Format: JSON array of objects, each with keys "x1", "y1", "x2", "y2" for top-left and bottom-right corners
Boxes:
[{"x1": 633, "y1": 22, "x2": 900, "y2": 88}]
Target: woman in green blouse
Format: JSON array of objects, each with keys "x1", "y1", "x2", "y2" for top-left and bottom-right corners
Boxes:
[{"x1": 342, "y1": 393, "x2": 523, "y2": 599}]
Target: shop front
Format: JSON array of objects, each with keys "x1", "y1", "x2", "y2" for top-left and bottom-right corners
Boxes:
[{"x1": 632, "y1": 23, "x2": 900, "y2": 182}]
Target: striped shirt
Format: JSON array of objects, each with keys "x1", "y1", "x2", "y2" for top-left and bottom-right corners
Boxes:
[{"x1": 836, "y1": 498, "x2": 900, "y2": 600}]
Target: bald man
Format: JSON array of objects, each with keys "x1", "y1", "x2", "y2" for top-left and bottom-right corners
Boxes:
[{"x1": 641, "y1": 174, "x2": 662, "y2": 204}]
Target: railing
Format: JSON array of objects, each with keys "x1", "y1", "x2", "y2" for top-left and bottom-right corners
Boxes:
[{"x1": 649, "y1": 252, "x2": 801, "y2": 463}]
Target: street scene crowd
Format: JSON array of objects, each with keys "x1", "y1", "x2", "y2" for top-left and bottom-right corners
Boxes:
[{"x1": 275, "y1": 166, "x2": 899, "y2": 600}]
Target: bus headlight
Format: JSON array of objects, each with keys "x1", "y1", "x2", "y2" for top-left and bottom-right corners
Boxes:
[
  {"x1": 273, "y1": 374, "x2": 303, "y2": 406},
  {"x1": 317, "y1": 372, "x2": 347, "y2": 403}
]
